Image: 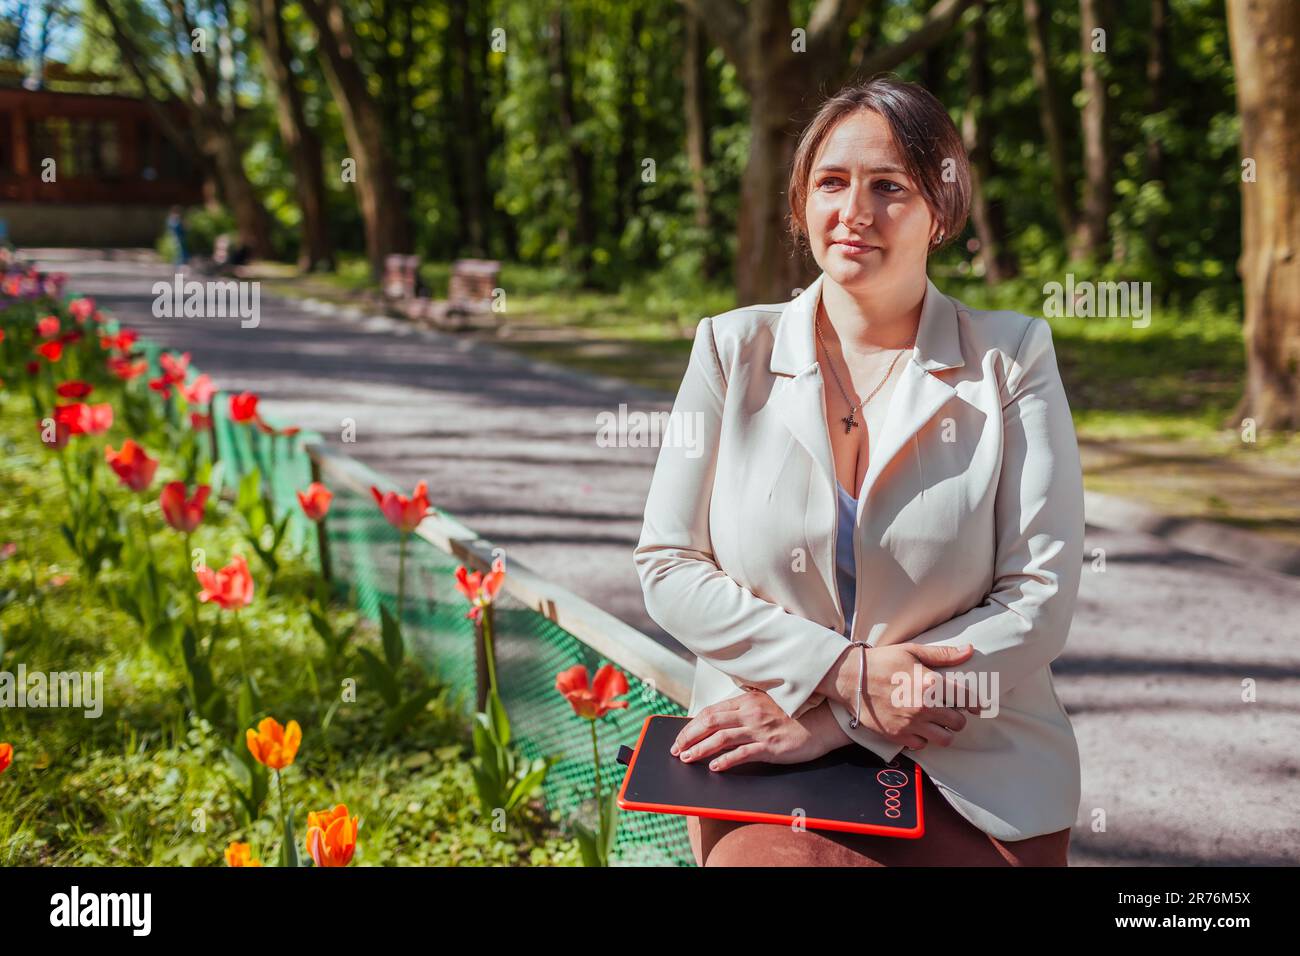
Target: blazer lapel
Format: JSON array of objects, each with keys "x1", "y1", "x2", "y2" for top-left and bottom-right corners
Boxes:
[{"x1": 769, "y1": 271, "x2": 966, "y2": 511}]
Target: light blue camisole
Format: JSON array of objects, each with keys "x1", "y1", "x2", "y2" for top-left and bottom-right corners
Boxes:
[{"x1": 835, "y1": 481, "x2": 858, "y2": 638}]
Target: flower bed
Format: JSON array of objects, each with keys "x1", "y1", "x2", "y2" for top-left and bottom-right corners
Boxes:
[{"x1": 0, "y1": 269, "x2": 589, "y2": 865}]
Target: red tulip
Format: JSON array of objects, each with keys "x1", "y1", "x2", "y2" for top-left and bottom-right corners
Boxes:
[
  {"x1": 230, "y1": 392, "x2": 259, "y2": 423},
  {"x1": 453, "y1": 557, "x2": 506, "y2": 622},
  {"x1": 180, "y1": 373, "x2": 216, "y2": 406},
  {"x1": 370, "y1": 480, "x2": 433, "y2": 533},
  {"x1": 105, "y1": 439, "x2": 158, "y2": 492},
  {"x1": 190, "y1": 411, "x2": 213, "y2": 431},
  {"x1": 37, "y1": 315, "x2": 60, "y2": 338},
  {"x1": 297, "y1": 483, "x2": 333, "y2": 522},
  {"x1": 25, "y1": 360, "x2": 39, "y2": 376},
  {"x1": 69, "y1": 297, "x2": 96, "y2": 323},
  {"x1": 59, "y1": 330, "x2": 83, "y2": 346},
  {"x1": 108, "y1": 356, "x2": 148, "y2": 380},
  {"x1": 159, "y1": 351, "x2": 191, "y2": 383},
  {"x1": 148, "y1": 375, "x2": 174, "y2": 397},
  {"x1": 196, "y1": 554, "x2": 254, "y2": 610},
  {"x1": 556, "y1": 664, "x2": 630, "y2": 720},
  {"x1": 160, "y1": 482, "x2": 210, "y2": 533},
  {"x1": 0, "y1": 742, "x2": 12, "y2": 774},
  {"x1": 35, "y1": 341, "x2": 62, "y2": 362},
  {"x1": 100, "y1": 330, "x2": 138, "y2": 352},
  {"x1": 54, "y1": 402, "x2": 113, "y2": 436},
  {"x1": 56, "y1": 381, "x2": 93, "y2": 399}
]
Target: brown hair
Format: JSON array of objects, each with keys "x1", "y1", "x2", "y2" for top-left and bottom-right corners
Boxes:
[{"x1": 787, "y1": 75, "x2": 971, "y2": 256}]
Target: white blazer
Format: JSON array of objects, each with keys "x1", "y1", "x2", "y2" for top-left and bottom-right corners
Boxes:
[{"x1": 633, "y1": 271, "x2": 1084, "y2": 841}]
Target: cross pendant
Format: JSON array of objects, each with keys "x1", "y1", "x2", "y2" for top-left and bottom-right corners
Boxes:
[{"x1": 841, "y1": 409, "x2": 859, "y2": 434}]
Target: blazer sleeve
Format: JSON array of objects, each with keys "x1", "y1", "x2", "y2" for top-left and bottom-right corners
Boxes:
[
  {"x1": 902, "y1": 316, "x2": 1085, "y2": 697},
  {"x1": 633, "y1": 316, "x2": 851, "y2": 720}
]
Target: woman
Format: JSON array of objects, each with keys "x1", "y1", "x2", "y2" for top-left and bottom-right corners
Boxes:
[{"x1": 633, "y1": 77, "x2": 1084, "y2": 866}]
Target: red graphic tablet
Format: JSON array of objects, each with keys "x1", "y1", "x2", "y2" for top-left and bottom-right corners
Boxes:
[{"x1": 615, "y1": 714, "x2": 925, "y2": 838}]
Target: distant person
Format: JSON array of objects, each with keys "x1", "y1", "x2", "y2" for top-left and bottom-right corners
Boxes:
[{"x1": 166, "y1": 206, "x2": 189, "y2": 266}]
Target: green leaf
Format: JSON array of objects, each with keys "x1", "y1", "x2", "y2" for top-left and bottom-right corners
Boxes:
[
  {"x1": 147, "y1": 619, "x2": 177, "y2": 658},
  {"x1": 382, "y1": 685, "x2": 438, "y2": 738},
  {"x1": 487, "y1": 688, "x2": 511, "y2": 748},
  {"x1": 379, "y1": 605, "x2": 404, "y2": 671},
  {"x1": 356, "y1": 647, "x2": 400, "y2": 707},
  {"x1": 280, "y1": 812, "x2": 300, "y2": 868}
]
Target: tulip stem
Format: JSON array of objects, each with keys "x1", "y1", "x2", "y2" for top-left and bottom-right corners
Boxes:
[
  {"x1": 481, "y1": 605, "x2": 499, "y2": 700},
  {"x1": 590, "y1": 718, "x2": 604, "y2": 856},
  {"x1": 183, "y1": 532, "x2": 200, "y2": 632},
  {"x1": 276, "y1": 769, "x2": 293, "y2": 866},
  {"x1": 233, "y1": 610, "x2": 250, "y2": 684},
  {"x1": 397, "y1": 531, "x2": 407, "y2": 624},
  {"x1": 135, "y1": 494, "x2": 157, "y2": 587}
]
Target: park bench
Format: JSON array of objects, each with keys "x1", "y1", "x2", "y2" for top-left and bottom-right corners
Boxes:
[{"x1": 384, "y1": 255, "x2": 503, "y2": 332}]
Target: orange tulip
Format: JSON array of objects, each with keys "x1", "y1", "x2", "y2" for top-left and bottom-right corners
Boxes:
[
  {"x1": 305, "y1": 804, "x2": 358, "y2": 867},
  {"x1": 105, "y1": 439, "x2": 158, "y2": 492},
  {"x1": 297, "y1": 482, "x2": 333, "y2": 522},
  {"x1": 556, "y1": 663, "x2": 630, "y2": 720},
  {"x1": 224, "y1": 842, "x2": 262, "y2": 867},
  {"x1": 453, "y1": 557, "x2": 506, "y2": 622},
  {"x1": 370, "y1": 480, "x2": 433, "y2": 533},
  {"x1": 196, "y1": 554, "x2": 254, "y2": 610},
  {"x1": 245, "y1": 716, "x2": 301, "y2": 771},
  {"x1": 0, "y1": 742, "x2": 12, "y2": 774},
  {"x1": 160, "y1": 482, "x2": 210, "y2": 533}
]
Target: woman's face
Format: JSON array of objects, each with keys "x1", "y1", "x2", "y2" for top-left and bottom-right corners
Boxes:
[{"x1": 804, "y1": 109, "x2": 938, "y2": 293}]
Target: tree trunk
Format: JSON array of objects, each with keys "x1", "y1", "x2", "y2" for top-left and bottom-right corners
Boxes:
[
  {"x1": 1226, "y1": 0, "x2": 1300, "y2": 431},
  {"x1": 299, "y1": 0, "x2": 410, "y2": 279},
  {"x1": 549, "y1": 5, "x2": 597, "y2": 282},
  {"x1": 684, "y1": 6, "x2": 721, "y2": 279},
  {"x1": 1073, "y1": 0, "x2": 1111, "y2": 260},
  {"x1": 1142, "y1": 0, "x2": 1169, "y2": 260},
  {"x1": 962, "y1": 0, "x2": 1017, "y2": 282},
  {"x1": 683, "y1": 0, "x2": 976, "y2": 304},
  {"x1": 451, "y1": 0, "x2": 488, "y2": 255},
  {"x1": 1022, "y1": 0, "x2": 1076, "y2": 244},
  {"x1": 253, "y1": 0, "x2": 333, "y2": 271}
]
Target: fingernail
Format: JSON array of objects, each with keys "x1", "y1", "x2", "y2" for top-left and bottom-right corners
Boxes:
[
  {"x1": 670, "y1": 745, "x2": 678, "y2": 755},
  {"x1": 709, "y1": 761, "x2": 719, "y2": 770}
]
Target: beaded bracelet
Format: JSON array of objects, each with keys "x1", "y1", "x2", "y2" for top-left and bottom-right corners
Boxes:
[{"x1": 846, "y1": 640, "x2": 870, "y2": 729}]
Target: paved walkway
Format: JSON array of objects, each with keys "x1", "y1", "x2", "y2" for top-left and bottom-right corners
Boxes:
[{"x1": 30, "y1": 249, "x2": 1300, "y2": 866}]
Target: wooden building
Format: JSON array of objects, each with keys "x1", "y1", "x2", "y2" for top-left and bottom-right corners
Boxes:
[{"x1": 0, "y1": 85, "x2": 203, "y2": 246}]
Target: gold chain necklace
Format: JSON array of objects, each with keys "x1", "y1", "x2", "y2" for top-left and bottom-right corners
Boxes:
[{"x1": 814, "y1": 311, "x2": 914, "y2": 435}]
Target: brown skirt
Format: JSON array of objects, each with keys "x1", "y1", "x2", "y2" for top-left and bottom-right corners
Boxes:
[{"x1": 686, "y1": 770, "x2": 1071, "y2": 866}]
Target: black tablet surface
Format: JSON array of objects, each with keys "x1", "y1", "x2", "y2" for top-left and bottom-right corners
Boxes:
[{"x1": 616, "y1": 714, "x2": 925, "y2": 838}]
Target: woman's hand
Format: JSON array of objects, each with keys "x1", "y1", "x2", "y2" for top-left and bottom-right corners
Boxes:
[
  {"x1": 840, "y1": 643, "x2": 982, "y2": 751},
  {"x1": 669, "y1": 689, "x2": 842, "y2": 771}
]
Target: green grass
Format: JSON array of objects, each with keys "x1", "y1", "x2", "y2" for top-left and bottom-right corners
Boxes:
[{"x1": 0, "y1": 396, "x2": 578, "y2": 867}]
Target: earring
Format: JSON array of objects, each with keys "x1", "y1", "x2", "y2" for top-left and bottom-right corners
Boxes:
[{"x1": 932, "y1": 231, "x2": 944, "y2": 247}]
